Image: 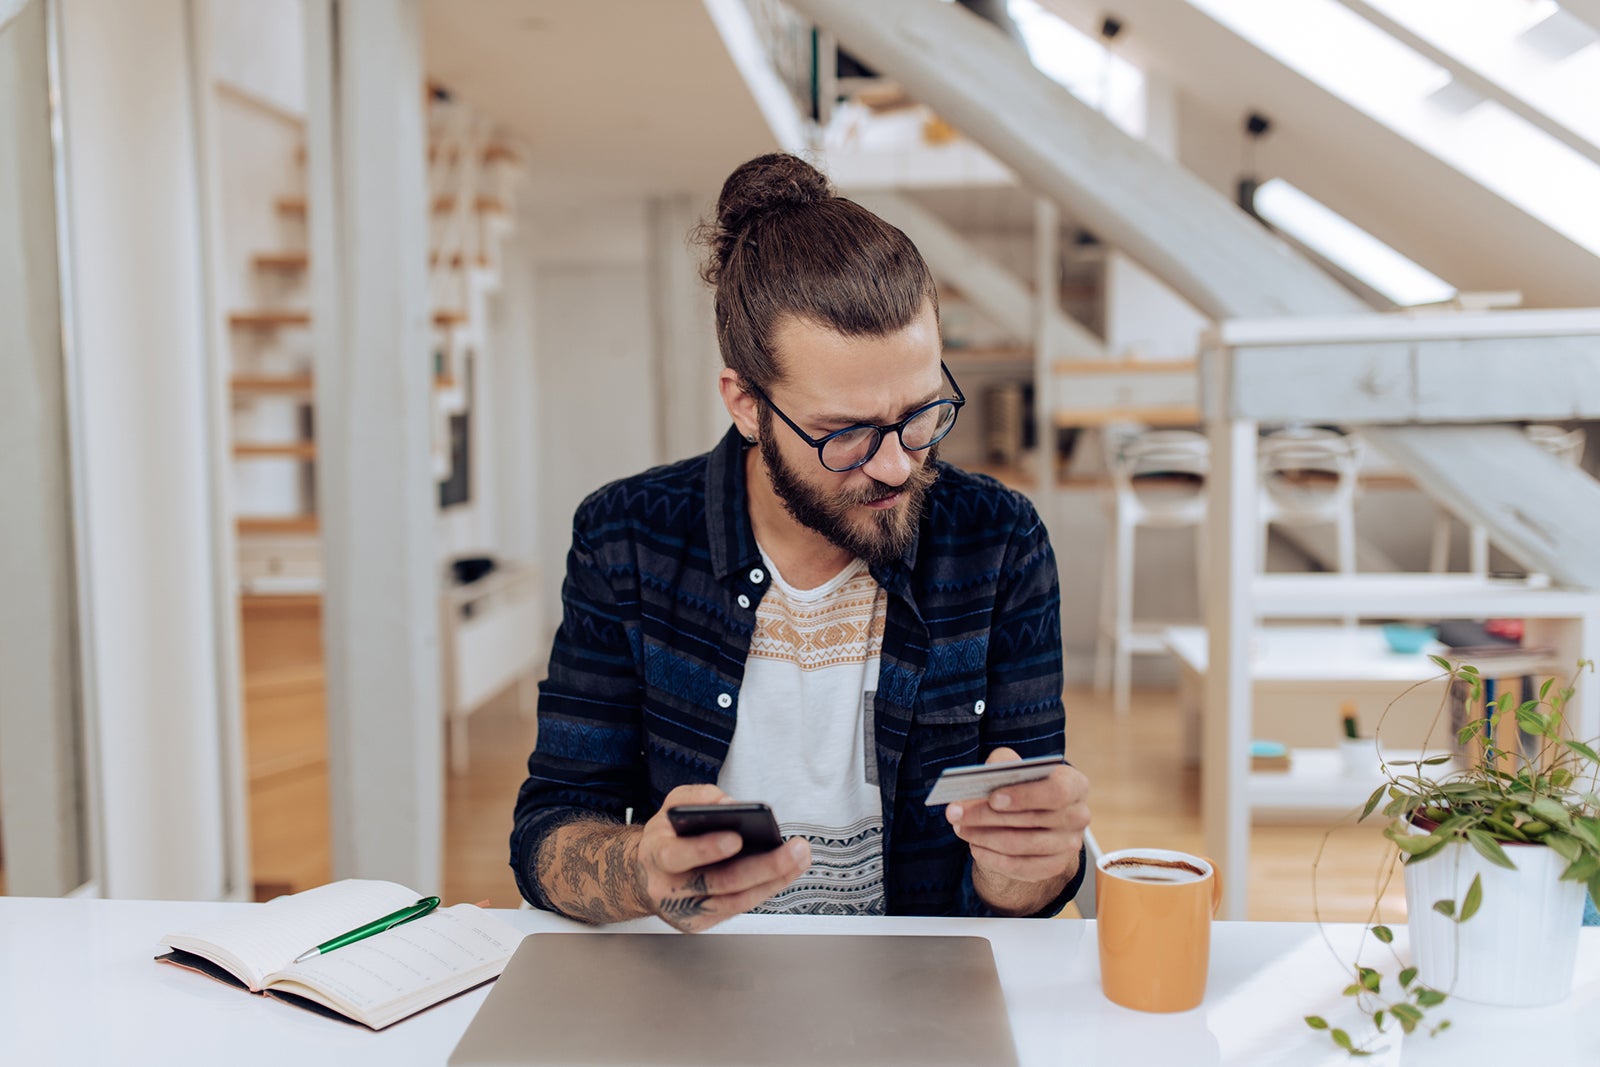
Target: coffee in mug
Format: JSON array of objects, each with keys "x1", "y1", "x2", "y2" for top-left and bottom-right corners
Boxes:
[{"x1": 1096, "y1": 848, "x2": 1221, "y2": 1013}]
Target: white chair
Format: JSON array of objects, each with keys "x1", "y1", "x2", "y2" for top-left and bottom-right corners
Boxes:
[
  {"x1": 1094, "y1": 429, "x2": 1209, "y2": 718},
  {"x1": 1429, "y1": 424, "x2": 1586, "y2": 575},
  {"x1": 1068, "y1": 826, "x2": 1105, "y2": 919},
  {"x1": 1258, "y1": 426, "x2": 1360, "y2": 578}
]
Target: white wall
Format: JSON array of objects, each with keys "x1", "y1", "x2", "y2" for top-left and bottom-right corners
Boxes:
[
  {"x1": 208, "y1": 0, "x2": 305, "y2": 117},
  {"x1": 56, "y1": 0, "x2": 232, "y2": 899},
  {"x1": 533, "y1": 198, "x2": 659, "y2": 634}
]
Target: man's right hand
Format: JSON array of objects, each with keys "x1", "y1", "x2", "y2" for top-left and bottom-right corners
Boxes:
[{"x1": 634, "y1": 784, "x2": 812, "y2": 932}]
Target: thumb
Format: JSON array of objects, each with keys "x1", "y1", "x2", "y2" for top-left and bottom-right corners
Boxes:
[{"x1": 986, "y1": 746, "x2": 1021, "y2": 765}]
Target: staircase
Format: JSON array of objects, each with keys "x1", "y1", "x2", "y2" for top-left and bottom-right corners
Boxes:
[{"x1": 221, "y1": 85, "x2": 522, "y2": 897}]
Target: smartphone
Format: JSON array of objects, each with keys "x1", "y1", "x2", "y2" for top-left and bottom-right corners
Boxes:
[{"x1": 666, "y1": 802, "x2": 784, "y2": 857}]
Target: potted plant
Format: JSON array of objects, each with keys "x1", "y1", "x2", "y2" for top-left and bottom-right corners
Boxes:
[{"x1": 1306, "y1": 657, "x2": 1600, "y2": 1055}]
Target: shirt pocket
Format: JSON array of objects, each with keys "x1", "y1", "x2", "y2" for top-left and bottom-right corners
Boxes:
[{"x1": 907, "y1": 677, "x2": 987, "y2": 780}]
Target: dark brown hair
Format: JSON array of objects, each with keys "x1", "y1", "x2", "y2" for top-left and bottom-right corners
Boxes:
[{"x1": 697, "y1": 153, "x2": 938, "y2": 391}]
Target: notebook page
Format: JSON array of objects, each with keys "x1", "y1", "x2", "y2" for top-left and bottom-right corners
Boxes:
[
  {"x1": 266, "y1": 905, "x2": 524, "y2": 1026},
  {"x1": 161, "y1": 880, "x2": 418, "y2": 989}
]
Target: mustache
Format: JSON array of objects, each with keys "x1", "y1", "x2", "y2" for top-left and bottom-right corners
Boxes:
[{"x1": 836, "y1": 461, "x2": 939, "y2": 508}]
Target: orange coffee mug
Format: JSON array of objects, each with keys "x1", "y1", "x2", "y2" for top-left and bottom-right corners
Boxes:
[{"x1": 1096, "y1": 848, "x2": 1222, "y2": 1012}]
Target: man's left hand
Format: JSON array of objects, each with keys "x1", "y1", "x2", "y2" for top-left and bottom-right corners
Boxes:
[{"x1": 946, "y1": 747, "x2": 1091, "y2": 915}]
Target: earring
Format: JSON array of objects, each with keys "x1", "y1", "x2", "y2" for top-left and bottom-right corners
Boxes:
[{"x1": 744, "y1": 433, "x2": 757, "y2": 444}]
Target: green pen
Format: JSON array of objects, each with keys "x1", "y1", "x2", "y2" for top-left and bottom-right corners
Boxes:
[{"x1": 292, "y1": 896, "x2": 441, "y2": 964}]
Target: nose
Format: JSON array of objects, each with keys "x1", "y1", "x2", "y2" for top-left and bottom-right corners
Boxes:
[{"x1": 861, "y1": 430, "x2": 913, "y2": 487}]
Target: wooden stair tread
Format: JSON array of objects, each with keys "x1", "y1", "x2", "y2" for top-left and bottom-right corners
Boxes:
[
  {"x1": 232, "y1": 308, "x2": 463, "y2": 328},
  {"x1": 277, "y1": 195, "x2": 508, "y2": 217},
  {"x1": 232, "y1": 374, "x2": 313, "y2": 394},
  {"x1": 253, "y1": 252, "x2": 309, "y2": 271},
  {"x1": 230, "y1": 310, "x2": 311, "y2": 329},
  {"x1": 237, "y1": 515, "x2": 320, "y2": 535},
  {"x1": 234, "y1": 442, "x2": 317, "y2": 459}
]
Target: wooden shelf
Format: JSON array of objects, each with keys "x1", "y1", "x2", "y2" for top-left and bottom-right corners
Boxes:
[
  {"x1": 234, "y1": 442, "x2": 317, "y2": 460},
  {"x1": 230, "y1": 310, "x2": 311, "y2": 329},
  {"x1": 1053, "y1": 405, "x2": 1201, "y2": 428},
  {"x1": 1054, "y1": 359, "x2": 1197, "y2": 376},
  {"x1": 433, "y1": 309, "x2": 467, "y2": 328},
  {"x1": 237, "y1": 515, "x2": 319, "y2": 535},
  {"x1": 232, "y1": 374, "x2": 313, "y2": 395}
]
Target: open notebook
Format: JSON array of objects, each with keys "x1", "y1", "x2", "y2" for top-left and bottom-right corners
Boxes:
[{"x1": 156, "y1": 879, "x2": 524, "y2": 1030}]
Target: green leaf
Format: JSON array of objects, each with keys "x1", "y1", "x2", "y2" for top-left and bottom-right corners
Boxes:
[
  {"x1": 1391, "y1": 1003, "x2": 1424, "y2": 1023},
  {"x1": 1460, "y1": 873, "x2": 1483, "y2": 923},
  {"x1": 1304, "y1": 1015, "x2": 1329, "y2": 1030},
  {"x1": 1466, "y1": 829, "x2": 1518, "y2": 870},
  {"x1": 1373, "y1": 1009, "x2": 1386, "y2": 1031},
  {"x1": 1415, "y1": 988, "x2": 1448, "y2": 1008},
  {"x1": 1460, "y1": 665, "x2": 1480, "y2": 677},
  {"x1": 1562, "y1": 854, "x2": 1600, "y2": 882},
  {"x1": 1359, "y1": 966, "x2": 1382, "y2": 993},
  {"x1": 1418, "y1": 755, "x2": 1454, "y2": 766},
  {"x1": 1331, "y1": 1028, "x2": 1355, "y2": 1051},
  {"x1": 1428, "y1": 654, "x2": 1452, "y2": 671},
  {"x1": 1391, "y1": 829, "x2": 1443, "y2": 854},
  {"x1": 1529, "y1": 797, "x2": 1574, "y2": 829},
  {"x1": 1588, "y1": 872, "x2": 1600, "y2": 909},
  {"x1": 1432, "y1": 899, "x2": 1456, "y2": 918},
  {"x1": 1516, "y1": 708, "x2": 1550, "y2": 737},
  {"x1": 1399, "y1": 966, "x2": 1418, "y2": 989},
  {"x1": 1342, "y1": 983, "x2": 1362, "y2": 997},
  {"x1": 1457, "y1": 720, "x2": 1484, "y2": 745},
  {"x1": 1568, "y1": 819, "x2": 1600, "y2": 851},
  {"x1": 1361, "y1": 783, "x2": 1386, "y2": 822},
  {"x1": 1565, "y1": 739, "x2": 1600, "y2": 763},
  {"x1": 1546, "y1": 832, "x2": 1585, "y2": 864},
  {"x1": 1371, "y1": 924, "x2": 1394, "y2": 944},
  {"x1": 1431, "y1": 1020, "x2": 1452, "y2": 1037},
  {"x1": 1541, "y1": 677, "x2": 1555, "y2": 700}
]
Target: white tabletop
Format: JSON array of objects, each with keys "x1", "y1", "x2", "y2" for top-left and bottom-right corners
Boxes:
[{"x1": 2, "y1": 897, "x2": 1595, "y2": 1065}]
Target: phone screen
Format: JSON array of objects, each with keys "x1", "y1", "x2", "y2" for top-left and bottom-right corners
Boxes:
[{"x1": 666, "y1": 802, "x2": 784, "y2": 857}]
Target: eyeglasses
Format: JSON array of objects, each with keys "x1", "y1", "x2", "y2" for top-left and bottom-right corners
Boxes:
[{"x1": 746, "y1": 362, "x2": 966, "y2": 473}]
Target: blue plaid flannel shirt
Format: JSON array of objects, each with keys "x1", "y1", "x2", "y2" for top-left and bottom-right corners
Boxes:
[{"x1": 511, "y1": 428, "x2": 1084, "y2": 918}]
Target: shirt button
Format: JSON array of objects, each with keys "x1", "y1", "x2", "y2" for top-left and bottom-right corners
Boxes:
[
  {"x1": 749, "y1": 567, "x2": 765, "y2": 584},
  {"x1": 737, "y1": 594, "x2": 751, "y2": 609},
  {"x1": 717, "y1": 693, "x2": 733, "y2": 709},
  {"x1": 974, "y1": 700, "x2": 987, "y2": 716}
]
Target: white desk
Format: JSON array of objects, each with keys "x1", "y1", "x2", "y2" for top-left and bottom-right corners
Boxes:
[{"x1": 3, "y1": 897, "x2": 1596, "y2": 1065}]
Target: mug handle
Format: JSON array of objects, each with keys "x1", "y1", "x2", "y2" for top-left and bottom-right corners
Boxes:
[{"x1": 1199, "y1": 855, "x2": 1221, "y2": 916}]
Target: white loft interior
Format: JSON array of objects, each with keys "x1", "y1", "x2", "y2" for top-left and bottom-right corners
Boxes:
[{"x1": 2, "y1": 0, "x2": 1597, "y2": 918}]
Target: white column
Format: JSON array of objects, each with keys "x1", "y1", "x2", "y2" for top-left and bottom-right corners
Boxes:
[
  {"x1": 305, "y1": 0, "x2": 441, "y2": 890},
  {"x1": 648, "y1": 193, "x2": 725, "y2": 462},
  {"x1": 51, "y1": 0, "x2": 237, "y2": 899},
  {"x1": 1203, "y1": 407, "x2": 1258, "y2": 921},
  {"x1": 1032, "y1": 196, "x2": 1060, "y2": 502},
  {"x1": 0, "y1": 0, "x2": 86, "y2": 897}
]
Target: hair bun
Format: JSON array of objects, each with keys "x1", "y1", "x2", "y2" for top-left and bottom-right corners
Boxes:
[{"x1": 700, "y1": 154, "x2": 832, "y2": 285}]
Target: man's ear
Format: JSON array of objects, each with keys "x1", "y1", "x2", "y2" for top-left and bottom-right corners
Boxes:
[{"x1": 719, "y1": 369, "x2": 760, "y2": 442}]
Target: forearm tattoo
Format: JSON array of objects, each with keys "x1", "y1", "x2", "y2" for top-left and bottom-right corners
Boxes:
[{"x1": 535, "y1": 821, "x2": 650, "y2": 925}]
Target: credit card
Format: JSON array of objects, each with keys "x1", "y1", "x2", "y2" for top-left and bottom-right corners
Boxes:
[{"x1": 924, "y1": 754, "x2": 1066, "y2": 806}]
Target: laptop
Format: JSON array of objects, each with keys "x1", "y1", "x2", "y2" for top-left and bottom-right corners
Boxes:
[{"x1": 448, "y1": 931, "x2": 1020, "y2": 1066}]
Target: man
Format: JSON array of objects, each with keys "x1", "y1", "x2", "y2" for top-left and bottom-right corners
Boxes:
[{"x1": 511, "y1": 153, "x2": 1090, "y2": 931}]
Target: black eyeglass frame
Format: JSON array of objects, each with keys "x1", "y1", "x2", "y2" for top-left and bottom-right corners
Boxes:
[{"x1": 745, "y1": 361, "x2": 967, "y2": 473}]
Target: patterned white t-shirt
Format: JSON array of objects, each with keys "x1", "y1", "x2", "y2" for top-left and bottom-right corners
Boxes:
[{"x1": 717, "y1": 548, "x2": 887, "y2": 915}]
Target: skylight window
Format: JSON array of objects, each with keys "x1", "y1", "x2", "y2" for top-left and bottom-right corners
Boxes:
[
  {"x1": 1008, "y1": 0, "x2": 1146, "y2": 137},
  {"x1": 1253, "y1": 178, "x2": 1457, "y2": 307},
  {"x1": 1189, "y1": 0, "x2": 1600, "y2": 258}
]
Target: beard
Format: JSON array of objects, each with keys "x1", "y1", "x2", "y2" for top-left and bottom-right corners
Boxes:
[{"x1": 757, "y1": 407, "x2": 940, "y2": 569}]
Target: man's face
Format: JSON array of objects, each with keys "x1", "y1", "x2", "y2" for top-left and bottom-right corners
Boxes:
[{"x1": 756, "y1": 303, "x2": 946, "y2": 568}]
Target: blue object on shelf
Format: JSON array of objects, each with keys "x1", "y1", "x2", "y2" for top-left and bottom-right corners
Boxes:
[
  {"x1": 1250, "y1": 740, "x2": 1288, "y2": 759},
  {"x1": 1382, "y1": 623, "x2": 1436, "y2": 654}
]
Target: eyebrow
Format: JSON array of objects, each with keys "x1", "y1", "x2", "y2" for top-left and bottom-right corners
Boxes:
[{"x1": 815, "y1": 385, "x2": 944, "y2": 428}]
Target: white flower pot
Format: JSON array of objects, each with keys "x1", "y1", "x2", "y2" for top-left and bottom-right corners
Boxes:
[{"x1": 1404, "y1": 836, "x2": 1586, "y2": 1006}]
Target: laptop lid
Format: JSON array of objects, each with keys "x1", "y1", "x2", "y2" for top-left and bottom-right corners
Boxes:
[{"x1": 449, "y1": 932, "x2": 1019, "y2": 1067}]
